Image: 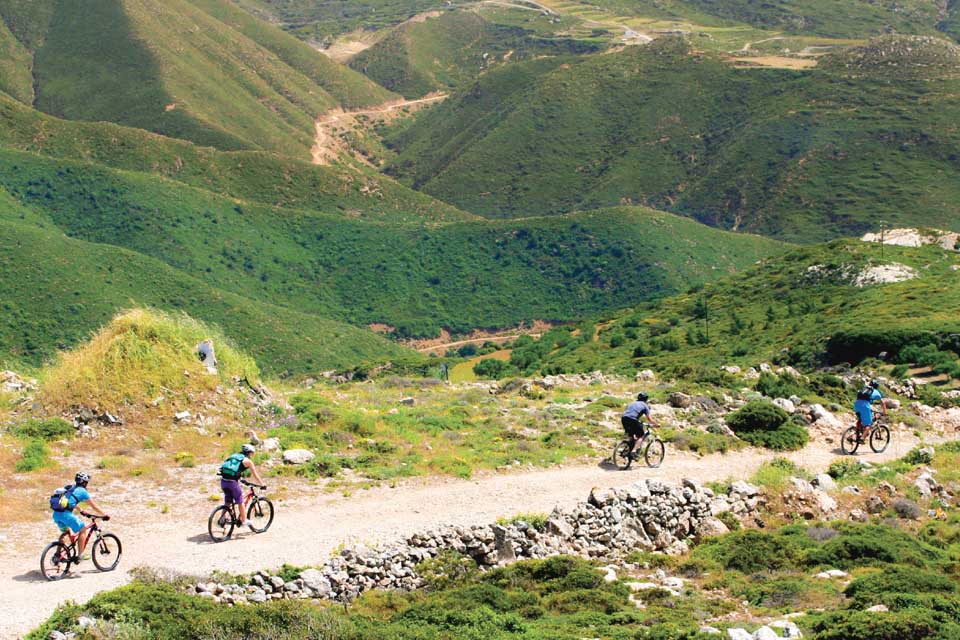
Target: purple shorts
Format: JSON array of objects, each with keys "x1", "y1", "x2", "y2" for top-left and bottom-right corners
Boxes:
[{"x1": 221, "y1": 478, "x2": 243, "y2": 505}]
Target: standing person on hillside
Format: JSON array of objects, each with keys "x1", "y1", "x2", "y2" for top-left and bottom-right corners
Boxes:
[
  {"x1": 50, "y1": 472, "x2": 110, "y2": 565},
  {"x1": 219, "y1": 444, "x2": 265, "y2": 532},
  {"x1": 622, "y1": 392, "x2": 660, "y2": 456},
  {"x1": 197, "y1": 339, "x2": 217, "y2": 374},
  {"x1": 854, "y1": 380, "x2": 886, "y2": 442}
]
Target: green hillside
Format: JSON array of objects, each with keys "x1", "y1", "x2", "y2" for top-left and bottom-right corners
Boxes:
[
  {"x1": 0, "y1": 92, "x2": 469, "y2": 223},
  {"x1": 0, "y1": 214, "x2": 410, "y2": 375},
  {"x1": 385, "y1": 36, "x2": 960, "y2": 241},
  {"x1": 348, "y1": 10, "x2": 602, "y2": 98},
  {"x1": 0, "y1": 0, "x2": 395, "y2": 155},
  {"x1": 509, "y1": 238, "x2": 960, "y2": 378},
  {"x1": 0, "y1": 143, "x2": 786, "y2": 339}
]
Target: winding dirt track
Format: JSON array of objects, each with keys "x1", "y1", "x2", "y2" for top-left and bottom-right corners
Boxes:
[{"x1": 0, "y1": 430, "x2": 937, "y2": 638}]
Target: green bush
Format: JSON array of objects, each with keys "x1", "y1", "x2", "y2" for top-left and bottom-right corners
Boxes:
[
  {"x1": 844, "y1": 567, "x2": 956, "y2": 606},
  {"x1": 693, "y1": 530, "x2": 807, "y2": 574},
  {"x1": 807, "y1": 609, "x2": 951, "y2": 640},
  {"x1": 828, "y1": 458, "x2": 862, "y2": 480},
  {"x1": 726, "y1": 401, "x2": 808, "y2": 450},
  {"x1": 473, "y1": 358, "x2": 514, "y2": 379},
  {"x1": 755, "y1": 371, "x2": 806, "y2": 400},
  {"x1": 15, "y1": 438, "x2": 52, "y2": 472},
  {"x1": 805, "y1": 524, "x2": 948, "y2": 570},
  {"x1": 12, "y1": 418, "x2": 74, "y2": 440}
]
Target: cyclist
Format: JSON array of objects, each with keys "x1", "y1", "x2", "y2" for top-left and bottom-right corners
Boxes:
[
  {"x1": 220, "y1": 444, "x2": 265, "y2": 532},
  {"x1": 51, "y1": 472, "x2": 109, "y2": 565},
  {"x1": 622, "y1": 392, "x2": 661, "y2": 457},
  {"x1": 854, "y1": 379, "x2": 887, "y2": 442}
]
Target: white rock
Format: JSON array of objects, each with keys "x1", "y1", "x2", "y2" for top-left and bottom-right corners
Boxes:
[
  {"x1": 261, "y1": 437, "x2": 280, "y2": 452},
  {"x1": 815, "y1": 569, "x2": 848, "y2": 579},
  {"x1": 283, "y1": 449, "x2": 315, "y2": 465},
  {"x1": 77, "y1": 617, "x2": 95, "y2": 630},
  {"x1": 773, "y1": 398, "x2": 796, "y2": 413},
  {"x1": 174, "y1": 410, "x2": 191, "y2": 422},
  {"x1": 813, "y1": 489, "x2": 837, "y2": 513},
  {"x1": 730, "y1": 481, "x2": 760, "y2": 497},
  {"x1": 813, "y1": 474, "x2": 836, "y2": 491},
  {"x1": 753, "y1": 627, "x2": 781, "y2": 640},
  {"x1": 789, "y1": 477, "x2": 814, "y2": 493},
  {"x1": 636, "y1": 369, "x2": 656, "y2": 382},
  {"x1": 627, "y1": 582, "x2": 660, "y2": 591},
  {"x1": 700, "y1": 626, "x2": 722, "y2": 635},
  {"x1": 866, "y1": 604, "x2": 889, "y2": 612},
  {"x1": 854, "y1": 263, "x2": 917, "y2": 287},
  {"x1": 728, "y1": 629, "x2": 753, "y2": 640}
]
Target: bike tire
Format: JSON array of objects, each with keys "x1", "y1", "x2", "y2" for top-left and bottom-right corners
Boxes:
[
  {"x1": 870, "y1": 425, "x2": 891, "y2": 454},
  {"x1": 840, "y1": 426, "x2": 861, "y2": 455},
  {"x1": 92, "y1": 533, "x2": 122, "y2": 572},
  {"x1": 644, "y1": 438, "x2": 665, "y2": 468},
  {"x1": 40, "y1": 541, "x2": 71, "y2": 581},
  {"x1": 613, "y1": 440, "x2": 633, "y2": 470},
  {"x1": 208, "y1": 505, "x2": 235, "y2": 542},
  {"x1": 247, "y1": 498, "x2": 275, "y2": 534}
]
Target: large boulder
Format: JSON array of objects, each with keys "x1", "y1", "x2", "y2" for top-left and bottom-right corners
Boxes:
[
  {"x1": 283, "y1": 449, "x2": 315, "y2": 465},
  {"x1": 668, "y1": 392, "x2": 693, "y2": 408},
  {"x1": 695, "y1": 517, "x2": 730, "y2": 539}
]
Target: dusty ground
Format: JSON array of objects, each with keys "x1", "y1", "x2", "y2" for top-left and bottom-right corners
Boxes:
[{"x1": 0, "y1": 428, "x2": 939, "y2": 639}]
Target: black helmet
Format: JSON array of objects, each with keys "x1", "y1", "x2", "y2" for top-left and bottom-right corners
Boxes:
[
  {"x1": 75, "y1": 471, "x2": 91, "y2": 486},
  {"x1": 870, "y1": 380, "x2": 881, "y2": 389},
  {"x1": 637, "y1": 392, "x2": 649, "y2": 402}
]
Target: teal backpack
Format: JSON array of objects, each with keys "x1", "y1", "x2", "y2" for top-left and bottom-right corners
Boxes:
[{"x1": 220, "y1": 453, "x2": 246, "y2": 480}]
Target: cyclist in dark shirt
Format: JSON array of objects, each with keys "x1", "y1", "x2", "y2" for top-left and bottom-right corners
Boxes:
[{"x1": 622, "y1": 392, "x2": 660, "y2": 456}]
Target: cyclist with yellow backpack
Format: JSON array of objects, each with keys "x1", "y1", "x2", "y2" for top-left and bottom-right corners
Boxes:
[
  {"x1": 50, "y1": 472, "x2": 110, "y2": 562},
  {"x1": 219, "y1": 444, "x2": 265, "y2": 532}
]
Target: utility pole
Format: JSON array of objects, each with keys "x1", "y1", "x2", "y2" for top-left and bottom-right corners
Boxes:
[{"x1": 879, "y1": 220, "x2": 887, "y2": 261}]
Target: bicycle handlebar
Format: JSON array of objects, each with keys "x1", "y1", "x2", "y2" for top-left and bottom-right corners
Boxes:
[
  {"x1": 80, "y1": 512, "x2": 109, "y2": 521},
  {"x1": 240, "y1": 479, "x2": 266, "y2": 489}
]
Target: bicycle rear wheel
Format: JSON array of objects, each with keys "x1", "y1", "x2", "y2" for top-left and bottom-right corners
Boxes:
[
  {"x1": 208, "y1": 505, "x2": 235, "y2": 542},
  {"x1": 613, "y1": 440, "x2": 633, "y2": 470},
  {"x1": 40, "y1": 541, "x2": 71, "y2": 581},
  {"x1": 870, "y1": 425, "x2": 891, "y2": 453},
  {"x1": 644, "y1": 438, "x2": 665, "y2": 468},
  {"x1": 840, "y1": 427, "x2": 861, "y2": 455},
  {"x1": 247, "y1": 498, "x2": 274, "y2": 533},
  {"x1": 92, "y1": 533, "x2": 122, "y2": 571}
]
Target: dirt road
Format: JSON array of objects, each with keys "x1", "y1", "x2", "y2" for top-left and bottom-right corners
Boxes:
[
  {"x1": 311, "y1": 94, "x2": 447, "y2": 165},
  {"x1": 1, "y1": 429, "x2": 936, "y2": 638}
]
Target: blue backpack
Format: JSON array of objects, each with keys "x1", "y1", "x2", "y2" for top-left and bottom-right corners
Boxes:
[{"x1": 49, "y1": 485, "x2": 77, "y2": 512}]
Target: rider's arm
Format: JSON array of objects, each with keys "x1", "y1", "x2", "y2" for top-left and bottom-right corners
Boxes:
[
  {"x1": 82, "y1": 497, "x2": 108, "y2": 518},
  {"x1": 243, "y1": 459, "x2": 265, "y2": 486}
]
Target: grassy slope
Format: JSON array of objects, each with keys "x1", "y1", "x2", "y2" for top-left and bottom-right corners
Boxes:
[
  {"x1": 0, "y1": 92, "x2": 469, "y2": 223},
  {"x1": 0, "y1": 211, "x2": 410, "y2": 375},
  {"x1": 385, "y1": 37, "x2": 960, "y2": 241},
  {"x1": 2, "y1": 0, "x2": 394, "y2": 155},
  {"x1": 533, "y1": 239, "x2": 960, "y2": 376},
  {"x1": 0, "y1": 145, "x2": 786, "y2": 338},
  {"x1": 348, "y1": 10, "x2": 602, "y2": 98},
  {"x1": 234, "y1": 0, "x2": 444, "y2": 40}
]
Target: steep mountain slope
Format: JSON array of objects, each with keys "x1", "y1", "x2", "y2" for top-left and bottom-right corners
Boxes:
[
  {"x1": 0, "y1": 92, "x2": 469, "y2": 223},
  {"x1": 0, "y1": 0, "x2": 395, "y2": 154},
  {"x1": 0, "y1": 143, "x2": 786, "y2": 339},
  {"x1": 348, "y1": 10, "x2": 602, "y2": 98},
  {"x1": 0, "y1": 212, "x2": 410, "y2": 375},
  {"x1": 519, "y1": 238, "x2": 960, "y2": 377},
  {"x1": 385, "y1": 36, "x2": 960, "y2": 241}
]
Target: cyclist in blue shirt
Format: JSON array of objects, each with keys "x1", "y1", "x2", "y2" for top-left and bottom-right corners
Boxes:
[
  {"x1": 854, "y1": 380, "x2": 886, "y2": 442},
  {"x1": 52, "y1": 472, "x2": 110, "y2": 562},
  {"x1": 622, "y1": 392, "x2": 661, "y2": 456}
]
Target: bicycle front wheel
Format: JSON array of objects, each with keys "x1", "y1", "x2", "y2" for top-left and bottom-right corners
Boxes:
[
  {"x1": 644, "y1": 438, "x2": 665, "y2": 468},
  {"x1": 208, "y1": 505, "x2": 235, "y2": 542},
  {"x1": 92, "y1": 533, "x2": 122, "y2": 571},
  {"x1": 613, "y1": 440, "x2": 633, "y2": 470},
  {"x1": 870, "y1": 425, "x2": 891, "y2": 453},
  {"x1": 40, "y1": 541, "x2": 71, "y2": 581},
  {"x1": 247, "y1": 498, "x2": 275, "y2": 533},
  {"x1": 840, "y1": 427, "x2": 861, "y2": 455}
]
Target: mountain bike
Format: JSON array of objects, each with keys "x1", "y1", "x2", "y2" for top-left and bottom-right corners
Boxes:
[
  {"x1": 841, "y1": 415, "x2": 890, "y2": 455},
  {"x1": 40, "y1": 513, "x2": 121, "y2": 580},
  {"x1": 613, "y1": 428, "x2": 665, "y2": 470},
  {"x1": 208, "y1": 479, "x2": 274, "y2": 542}
]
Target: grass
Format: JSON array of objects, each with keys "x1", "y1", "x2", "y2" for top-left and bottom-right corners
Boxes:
[
  {"x1": 385, "y1": 36, "x2": 960, "y2": 241},
  {"x1": 38, "y1": 308, "x2": 259, "y2": 411},
  {"x1": 15, "y1": 438, "x2": 52, "y2": 472}
]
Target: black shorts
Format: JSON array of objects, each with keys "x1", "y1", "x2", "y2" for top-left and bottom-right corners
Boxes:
[{"x1": 622, "y1": 416, "x2": 646, "y2": 438}]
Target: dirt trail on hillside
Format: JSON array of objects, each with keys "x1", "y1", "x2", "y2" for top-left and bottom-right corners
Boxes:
[
  {"x1": 0, "y1": 431, "x2": 944, "y2": 638},
  {"x1": 311, "y1": 94, "x2": 447, "y2": 165}
]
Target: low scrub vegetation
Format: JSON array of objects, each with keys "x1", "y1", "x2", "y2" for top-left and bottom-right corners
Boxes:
[{"x1": 725, "y1": 401, "x2": 809, "y2": 451}]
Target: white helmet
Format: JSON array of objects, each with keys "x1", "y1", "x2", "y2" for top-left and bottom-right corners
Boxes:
[{"x1": 241, "y1": 444, "x2": 256, "y2": 455}]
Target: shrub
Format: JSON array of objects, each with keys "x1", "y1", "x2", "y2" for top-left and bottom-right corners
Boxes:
[
  {"x1": 755, "y1": 372, "x2": 806, "y2": 400},
  {"x1": 808, "y1": 609, "x2": 947, "y2": 640},
  {"x1": 828, "y1": 458, "x2": 862, "y2": 480},
  {"x1": 12, "y1": 418, "x2": 73, "y2": 441},
  {"x1": 805, "y1": 524, "x2": 947, "y2": 569},
  {"x1": 174, "y1": 451, "x2": 195, "y2": 468},
  {"x1": 716, "y1": 511, "x2": 741, "y2": 531},
  {"x1": 694, "y1": 530, "x2": 806, "y2": 573},
  {"x1": 15, "y1": 438, "x2": 52, "y2": 472},
  {"x1": 473, "y1": 358, "x2": 512, "y2": 379},
  {"x1": 418, "y1": 550, "x2": 479, "y2": 591},
  {"x1": 844, "y1": 567, "x2": 956, "y2": 605},
  {"x1": 496, "y1": 513, "x2": 548, "y2": 532},
  {"x1": 904, "y1": 447, "x2": 934, "y2": 465},
  {"x1": 726, "y1": 401, "x2": 808, "y2": 450}
]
